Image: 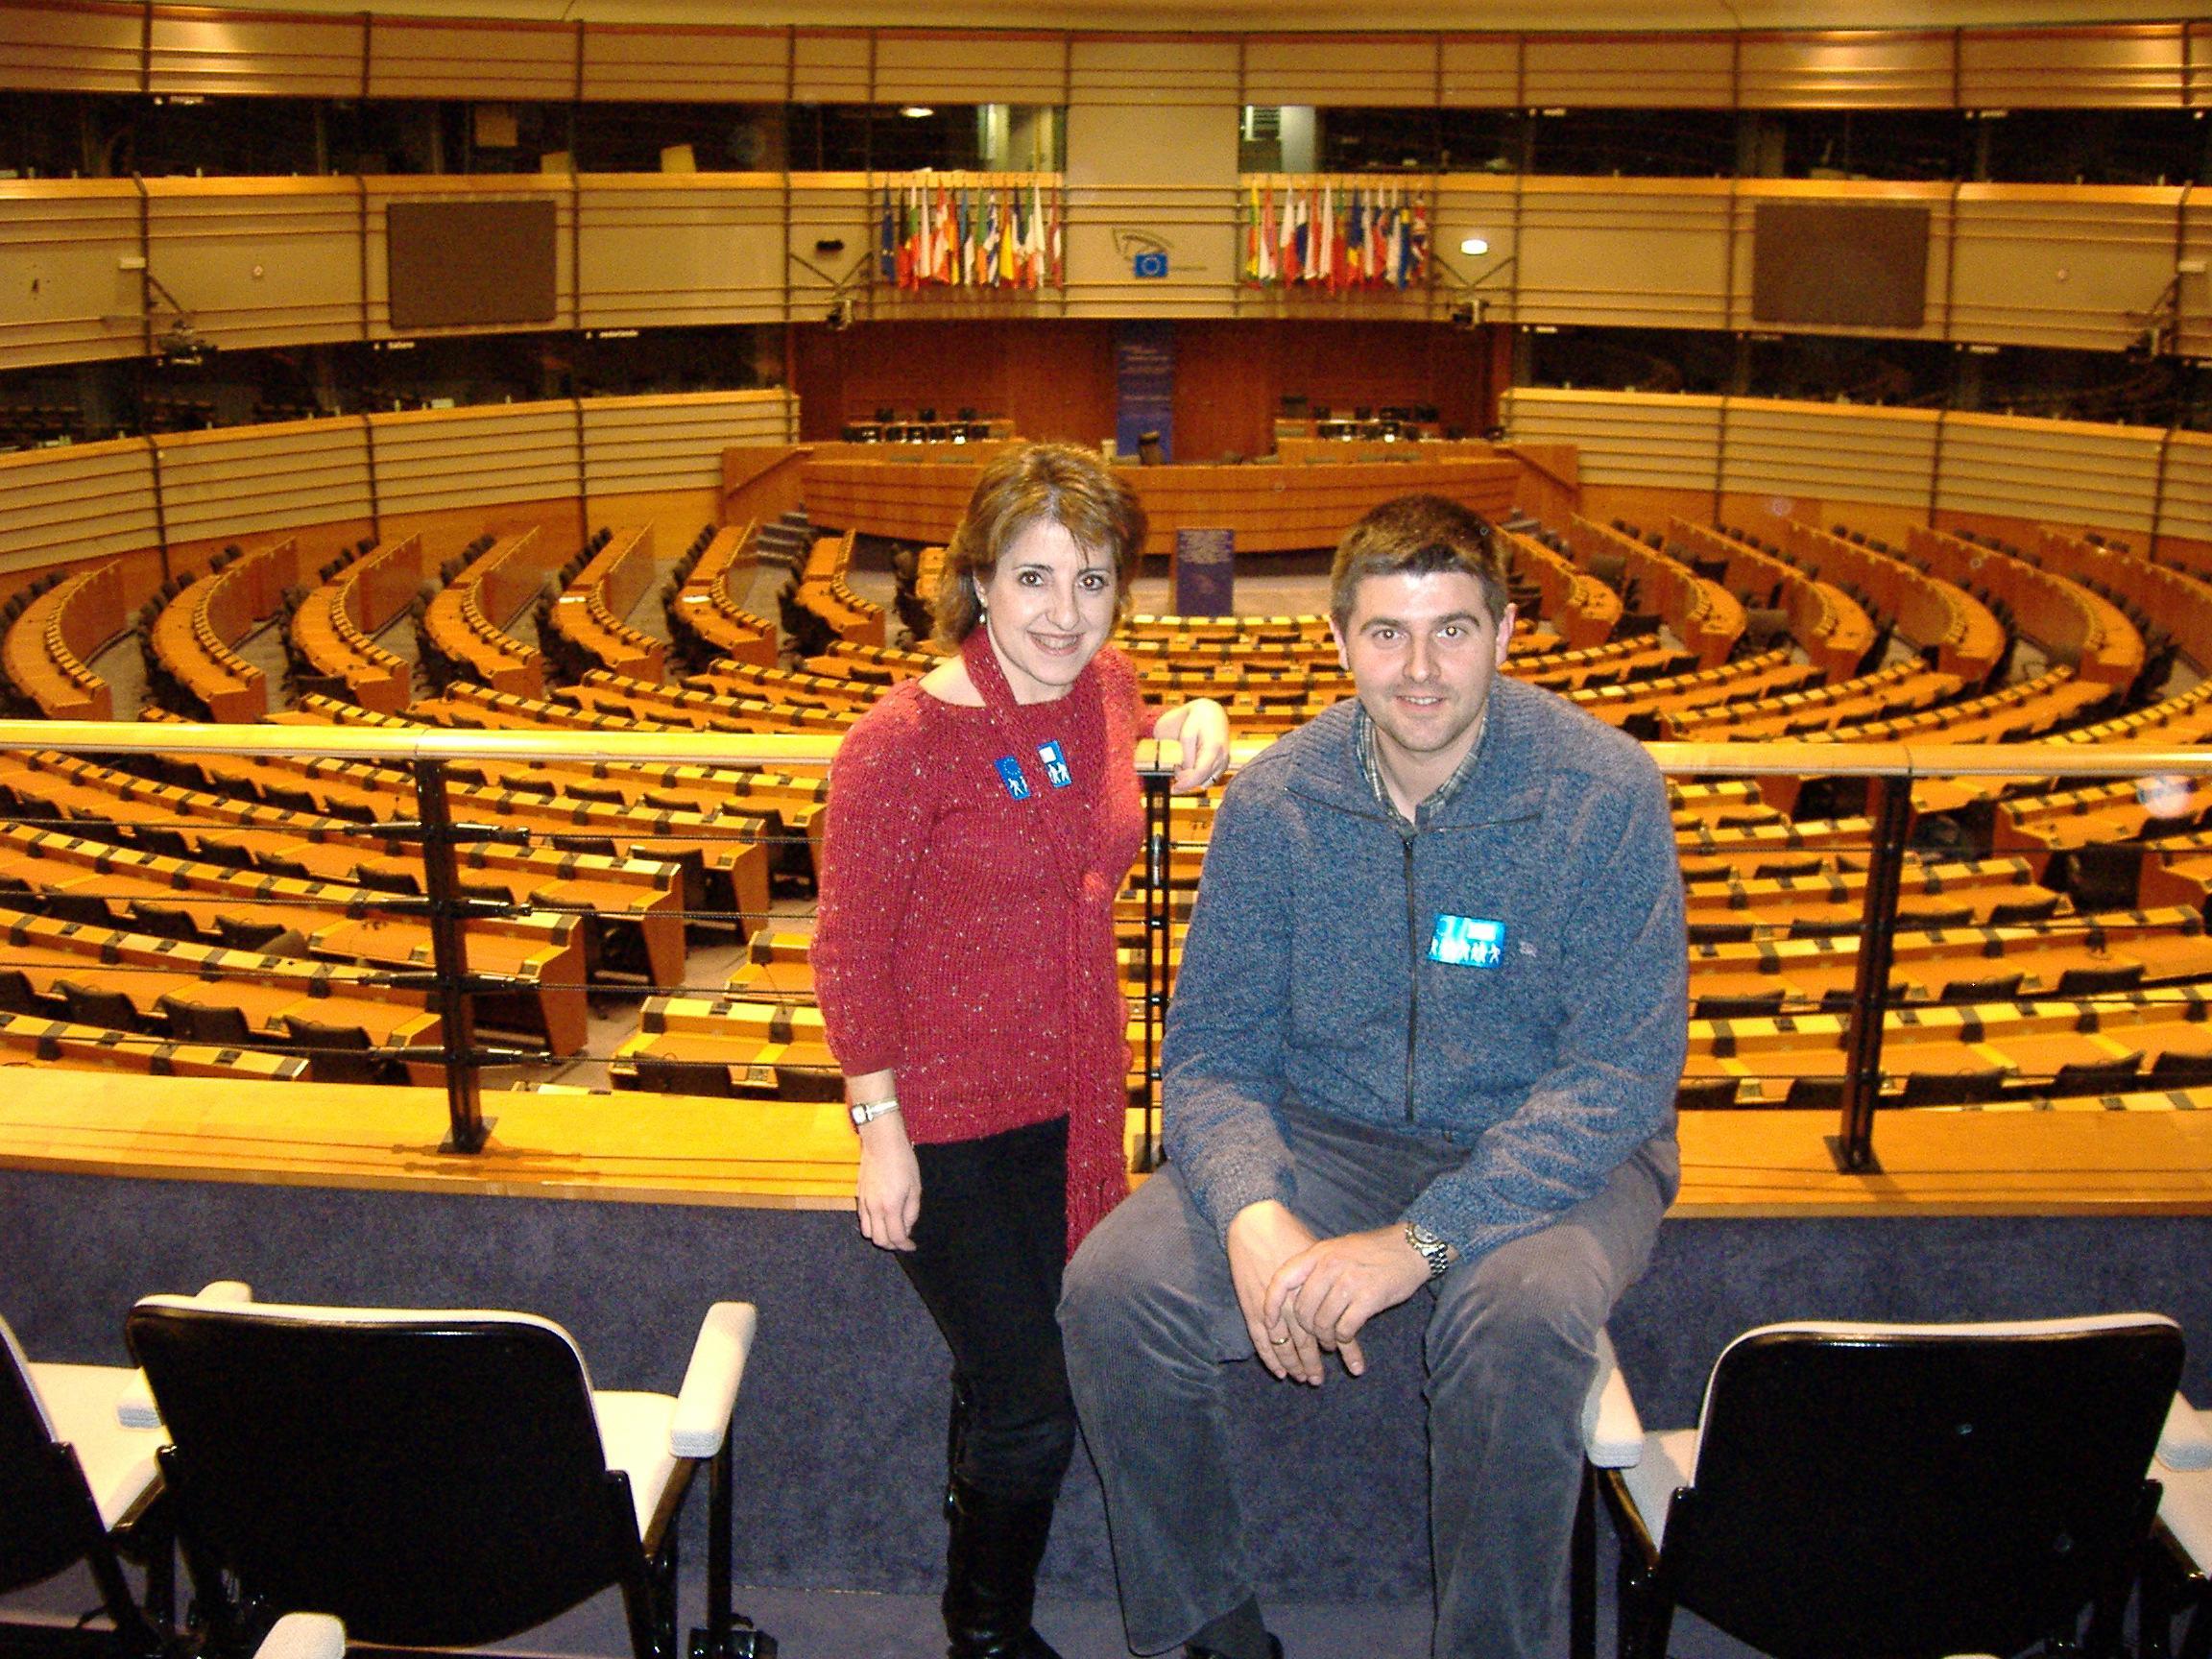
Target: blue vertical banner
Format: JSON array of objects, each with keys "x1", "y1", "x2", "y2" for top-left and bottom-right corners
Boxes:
[
  {"x1": 1174, "y1": 529, "x2": 1235, "y2": 617},
  {"x1": 1113, "y1": 319, "x2": 1174, "y2": 464}
]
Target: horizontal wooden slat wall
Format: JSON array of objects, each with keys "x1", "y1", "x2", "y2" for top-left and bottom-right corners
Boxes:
[
  {"x1": 1067, "y1": 36, "x2": 1239, "y2": 107},
  {"x1": 148, "y1": 178, "x2": 361, "y2": 351},
  {"x1": 148, "y1": 7, "x2": 361, "y2": 99},
  {"x1": 1936, "y1": 412, "x2": 2164, "y2": 532},
  {"x1": 370, "y1": 400, "x2": 577, "y2": 517},
  {"x1": 1503, "y1": 389, "x2": 1726, "y2": 492},
  {"x1": 1737, "y1": 31, "x2": 1954, "y2": 108},
  {"x1": 1063, "y1": 182, "x2": 1237, "y2": 320},
  {"x1": 1957, "y1": 25, "x2": 2192, "y2": 108},
  {"x1": 0, "y1": 0, "x2": 135, "y2": 91},
  {"x1": 1241, "y1": 36, "x2": 1436, "y2": 108},
  {"x1": 789, "y1": 174, "x2": 876, "y2": 317},
  {"x1": 1946, "y1": 185, "x2": 2182, "y2": 352},
  {"x1": 2161, "y1": 433, "x2": 2212, "y2": 547},
  {"x1": 1435, "y1": 36, "x2": 1518, "y2": 108},
  {"x1": 1523, "y1": 34, "x2": 1735, "y2": 108},
  {"x1": 788, "y1": 30, "x2": 869, "y2": 106},
  {"x1": 365, "y1": 13, "x2": 573, "y2": 102},
  {"x1": 0, "y1": 439, "x2": 156, "y2": 576},
  {"x1": 2178, "y1": 192, "x2": 2211, "y2": 363},
  {"x1": 874, "y1": 30, "x2": 1065, "y2": 105},
  {"x1": 579, "y1": 25, "x2": 787, "y2": 104},
  {"x1": 579, "y1": 174, "x2": 786, "y2": 330},
  {"x1": 0, "y1": 180, "x2": 142, "y2": 369},
  {"x1": 1517, "y1": 180, "x2": 1734, "y2": 331},
  {"x1": 153, "y1": 416, "x2": 373, "y2": 544},
  {"x1": 579, "y1": 390, "x2": 793, "y2": 497},
  {"x1": 1720, "y1": 401, "x2": 1940, "y2": 510}
]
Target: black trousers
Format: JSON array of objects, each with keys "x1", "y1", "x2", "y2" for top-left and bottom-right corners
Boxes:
[{"x1": 900, "y1": 1115, "x2": 1076, "y2": 1503}]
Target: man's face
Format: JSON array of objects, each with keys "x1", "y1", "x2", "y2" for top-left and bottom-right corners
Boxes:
[{"x1": 1332, "y1": 569, "x2": 1515, "y2": 780}]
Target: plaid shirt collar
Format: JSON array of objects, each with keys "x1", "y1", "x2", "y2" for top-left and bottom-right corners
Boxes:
[{"x1": 1354, "y1": 698, "x2": 1490, "y2": 834}]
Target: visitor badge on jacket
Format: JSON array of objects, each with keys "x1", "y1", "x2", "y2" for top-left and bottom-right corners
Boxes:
[
  {"x1": 1037, "y1": 739, "x2": 1072, "y2": 788},
  {"x1": 995, "y1": 757, "x2": 1031, "y2": 800},
  {"x1": 1430, "y1": 914, "x2": 1505, "y2": 969}
]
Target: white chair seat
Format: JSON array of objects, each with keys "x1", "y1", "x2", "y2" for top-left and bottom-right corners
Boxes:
[
  {"x1": 26, "y1": 1359, "x2": 165, "y2": 1528},
  {"x1": 2160, "y1": 1465, "x2": 2212, "y2": 1576},
  {"x1": 593, "y1": 1390, "x2": 680, "y2": 1538},
  {"x1": 1620, "y1": 1428, "x2": 1698, "y2": 1550}
]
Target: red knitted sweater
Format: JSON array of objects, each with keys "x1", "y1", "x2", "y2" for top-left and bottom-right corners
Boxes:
[{"x1": 812, "y1": 630, "x2": 1154, "y2": 1252}]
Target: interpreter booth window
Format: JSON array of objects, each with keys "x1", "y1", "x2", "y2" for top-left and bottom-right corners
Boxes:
[
  {"x1": 328, "y1": 102, "x2": 567, "y2": 176},
  {"x1": 1973, "y1": 108, "x2": 2208, "y2": 187},
  {"x1": 1526, "y1": 108, "x2": 1738, "y2": 178},
  {"x1": 0, "y1": 92, "x2": 324, "y2": 179},
  {"x1": 785, "y1": 104, "x2": 1064, "y2": 174},
  {"x1": 1521, "y1": 326, "x2": 1739, "y2": 397},
  {"x1": 1741, "y1": 109, "x2": 1968, "y2": 182},
  {"x1": 1242, "y1": 107, "x2": 1523, "y2": 175},
  {"x1": 1951, "y1": 344, "x2": 2198, "y2": 429},
  {"x1": 572, "y1": 104, "x2": 781, "y2": 173},
  {"x1": 1739, "y1": 334, "x2": 1956, "y2": 408},
  {"x1": 571, "y1": 326, "x2": 768, "y2": 398},
  {"x1": 335, "y1": 332, "x2": 570, "y2": 413}
]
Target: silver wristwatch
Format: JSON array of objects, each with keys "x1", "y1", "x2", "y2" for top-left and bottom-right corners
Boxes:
[
  {"x1": 849, "y1": 1096, "x2": 901, "y2": 1128},
  {"x1": 1405, "y1": 1220, "x2": 1454, "y2": 1280}
]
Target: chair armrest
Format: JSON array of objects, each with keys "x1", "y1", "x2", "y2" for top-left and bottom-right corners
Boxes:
[
  {"x1": 119, "y1": 1280, "x2": 254, "y2": 1428},
  {"x1": 670, "y1": 1301, "x2": 757, "y2": 1459},
  {"x1": 253, "y1": 1613, "x2": 346, "y2": 1659},
  {"x1": 1581, "y1": 1328, "x2": 1645, "y2": 1469},
  {"x1": 2159, "y1": 1393, "x2": 2212, "y2": 1472}
]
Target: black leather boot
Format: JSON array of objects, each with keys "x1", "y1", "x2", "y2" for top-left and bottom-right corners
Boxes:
[{"x1": 942, "y1": 1476, "x2": 1065, "y2": 1659}]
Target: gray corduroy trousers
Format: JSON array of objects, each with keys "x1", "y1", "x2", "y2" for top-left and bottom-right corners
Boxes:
[{"x1": 1060, "y1": 1103, "x2": 1674, "y2": 1659}]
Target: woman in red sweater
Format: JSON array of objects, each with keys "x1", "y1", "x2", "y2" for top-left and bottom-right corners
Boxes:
[{"x1": 813, "y1": 443, "x2": 1227, "y2": 1659}]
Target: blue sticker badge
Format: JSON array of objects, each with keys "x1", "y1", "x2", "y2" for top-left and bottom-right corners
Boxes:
[
  {"x1": 995, "y1": 757, "x2": 1031, "y2": 801},
  {"x1": 1430, "y1": 914, "x2": 1505, "y2": 969},
  {"x1": 1037, "y1": 740, "x2": 1072, "y2": 789}
]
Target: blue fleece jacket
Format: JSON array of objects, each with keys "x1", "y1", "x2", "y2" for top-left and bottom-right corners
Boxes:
[{"x1": 1161, "y1": 677, "x2": 1688, "y2": 1262}]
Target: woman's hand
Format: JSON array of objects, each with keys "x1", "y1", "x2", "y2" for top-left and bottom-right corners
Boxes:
[
  {"x1": 1154, "y1": 698, "x2": 1231, "y2": 792},
  {"x1": 855, "y1": 1111, "x2": 922, "y2": 1252}
]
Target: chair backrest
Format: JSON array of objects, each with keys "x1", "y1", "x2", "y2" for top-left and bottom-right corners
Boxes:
[
  {"x1": 0, "y1": 1312, "x2": 103, "y2": 1594},
  {"x1": 127, "y1": 1297, "x2": 639, "y2": 1647},
  {"x1": 1671, "y1": 1313, "x2": 2185, "y2": 1659}
]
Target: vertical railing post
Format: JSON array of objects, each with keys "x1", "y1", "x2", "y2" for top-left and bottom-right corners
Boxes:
[
  {"x1": 1831, "y1": 773, "x2": 1912, "y2": 1173},
  {"x1": 1138, "y1": 766, "x2": 1174, "y2": 1171},
  {"x1": 412, "y1": 757, "x2": 489, "y2": 1153}
]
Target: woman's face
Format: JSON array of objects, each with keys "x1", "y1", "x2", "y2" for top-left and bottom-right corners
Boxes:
[{"x1": 979, "y1": 517, "x2": 1118, "y2": 705}]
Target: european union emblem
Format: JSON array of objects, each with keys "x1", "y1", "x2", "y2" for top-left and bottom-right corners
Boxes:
[
  {"x1": 1037, "y1": 740, "x2": 1072, "y2": 788},
  {"x1": 995, "y1": 757, "x2": 1032, "y2": 801},
  {"x1": 1430, "y1": 914, "x2": 1505, "y2": 969}
]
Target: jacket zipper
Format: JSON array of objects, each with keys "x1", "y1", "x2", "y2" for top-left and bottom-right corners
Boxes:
[{"x1": 1403, "y1": 832, "x2": 1420, "y2": 1122}]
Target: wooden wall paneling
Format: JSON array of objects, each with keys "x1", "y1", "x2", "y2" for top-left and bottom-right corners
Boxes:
[
  {"x1": 1523, "y1": 34, "x2": 1733, "y2": 108},
  {"x1": 872, "y1": 30, "x2": 1066, "y2": 104},
  {"x1": 580, "y1": 24, "x2": 787, "y2": 103},
  {"x1": 788, "y1": 30, "x2": 871, "y2": 105},
  {"x1": 1946, "y1": 186, "x2": 2182, "y2": 352},
  {"x1": 146, "y1": 179, "x2": 363, "y2": 351},
  {"x1": 1719, "y1": 400, "x2": 1940, "y2": 511},
  {"x1": 152, "y1": 418, "x2": 373, "y2": 546},
  {"x1": 1239, "y1": 36, "x2": 1437, "y2": 108},
  {"x1": 1958, "y1": 25, "x2": 2191, "y2": 109},
  {"x1": 789, "y1": 319, "x2": 1115, "y2": 445},
  {"x1": 1935, "y1": 412, "x2": 2163, "y2": 532},
  {"x1": 1066, "y1": 36, "x2": 1241, "y2": 108},
  {"x1": 1432, "y1": 175, "x2": 1520, "y2": 326},
  {"x1": 0, "y1": 0, "x2": 138, "y2": 91},
  {"x1": 0, "y1": 180, "x2": 143, "y2": 371},
  {"x1": 366, "y1": 14, "x2": 573, "y2": 102},
  {"x1": 1436, "y1": 36, "x2": 1519, "y2": 108},
  {"x1": 2154, "y1": 432, "x2": 2212, "y2": 551},
  {"x1": 364, "y1": 176, "x2": 573, "y2": 341},
  {"x1": 147, "y1": 7, "x2": 363, "y2": 99},
  {"x1": 790, "y1": 175, "x2": 874, "y2": 330},
  {"x1": 368, "y1": 401, "x2": 580, "y2": 517},
  {"x1": 1062, "y1": 180, "x2": 1240, "y2": 317},
  {"x1": 578, "y1": 174, "x2": 787, "y2": 331},
  {"x1": 2176, "y1": 191, "x2": 2211, "y2": 362},
  {"x1": 1515, "y1": 179, "x2": 1733, "y2": 330},
  {"x1": 1736, "y1": 30, "x2": 1955, "y2": 109},
  {"x1": 1502, "y1": 388, "x2": 1725, "y2": 494},
  {"x1": 0, "y1": 439, "x2": 157, "y2": 577},
  {"x1": 1728, "y1": 179, "x2": 1952, "y2": 341},
  {"x1": 580, "y1": 390, "x2": 795, "y2": 497}
]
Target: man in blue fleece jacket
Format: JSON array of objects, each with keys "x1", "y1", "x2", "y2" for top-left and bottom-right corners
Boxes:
[{"x1": 1061, "y1": 495, "x2": 1687, "y2": 1659}]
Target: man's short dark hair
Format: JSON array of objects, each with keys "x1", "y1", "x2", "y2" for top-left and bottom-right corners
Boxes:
[{"x1": 1329, "y1": 494, "x2": 1509, "y2": 633}]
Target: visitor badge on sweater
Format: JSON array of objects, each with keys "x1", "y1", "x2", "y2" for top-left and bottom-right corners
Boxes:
[
  {"x1": 1430, "y1": 914, "x2": 1504, "y2": 969},
  {"x1": 1037, "y1": 740, "x2": 1072, "y2": 788},
  {"x1": 995, "y1": 757, "x2": 1031, "y2": 800}
]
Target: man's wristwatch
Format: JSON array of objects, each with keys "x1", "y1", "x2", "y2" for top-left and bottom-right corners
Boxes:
[
  {"x1": 1405, "y1": 1221, "x2": 1455, "y2": 1281},
  {"x1": 850, "y1": 1096, "x2": 901, "y2": 1128}
]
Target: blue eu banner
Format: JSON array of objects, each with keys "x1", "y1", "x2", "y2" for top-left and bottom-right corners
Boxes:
[{"x1": 1133, "y1": 250, "x2": 1169, "y2": 278}]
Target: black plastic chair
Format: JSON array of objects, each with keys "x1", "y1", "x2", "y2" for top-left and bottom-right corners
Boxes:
[
  {"x1": 125, "y1": 1293, "x2": 773, "y2": 1659},
  {"x1": 1578, "y1": 1313, "x2": 2186, "y2": 1659},
  {"x1": 1, "y1": 1306, "x2": 189, "y2": 1653}
]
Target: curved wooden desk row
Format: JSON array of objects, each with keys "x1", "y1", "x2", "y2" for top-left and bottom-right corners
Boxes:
[
  {"x1": 669, "y1": 523, "x2": 779, "y2": 670},
  {"x1": 2037, "y1": 529, "x2": 2212, "y2": 675},
  {"x1": 1779, "y1": 520, "x2": 2006, "y2": 686},
  {"x1": 791, "y1": 454, "x2": 1521, "y2": 556},
  {"x1": 1566, "y1": 516, "x2": 1746, "y2": 670},
  {"x1": 421, "y1": 528, "x2": 551, "y2": 699},
  {"x1": 548, "y1": 526, "x2": 666, "y2": 683},
  {"x1": 1671, "y1": 519, "x2": 1877, "y2": 685},
  {"x1": 147, "y1": 539, "x2": 306, "y2": 725},
  {"x1": 1497, "y1": 526, "x2": 1622, "y2": 651},
  {"x1": 2, "y1": 565, "x2": 122, "y2": 722},
  {"x1": 790, "y1": 531, "x2": 889, "y2": 652},
  {"x1": 291, "y1": 535, "x2": 430, "y2": 716}
]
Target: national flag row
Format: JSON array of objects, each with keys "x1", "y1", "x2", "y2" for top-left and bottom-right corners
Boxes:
[
  {"x1": 878, "y1": 177, "x2": 1063, "y2": 291},
  {"x1": 1243, "y1": 180, "x2": 1431, "y2": 290}
]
